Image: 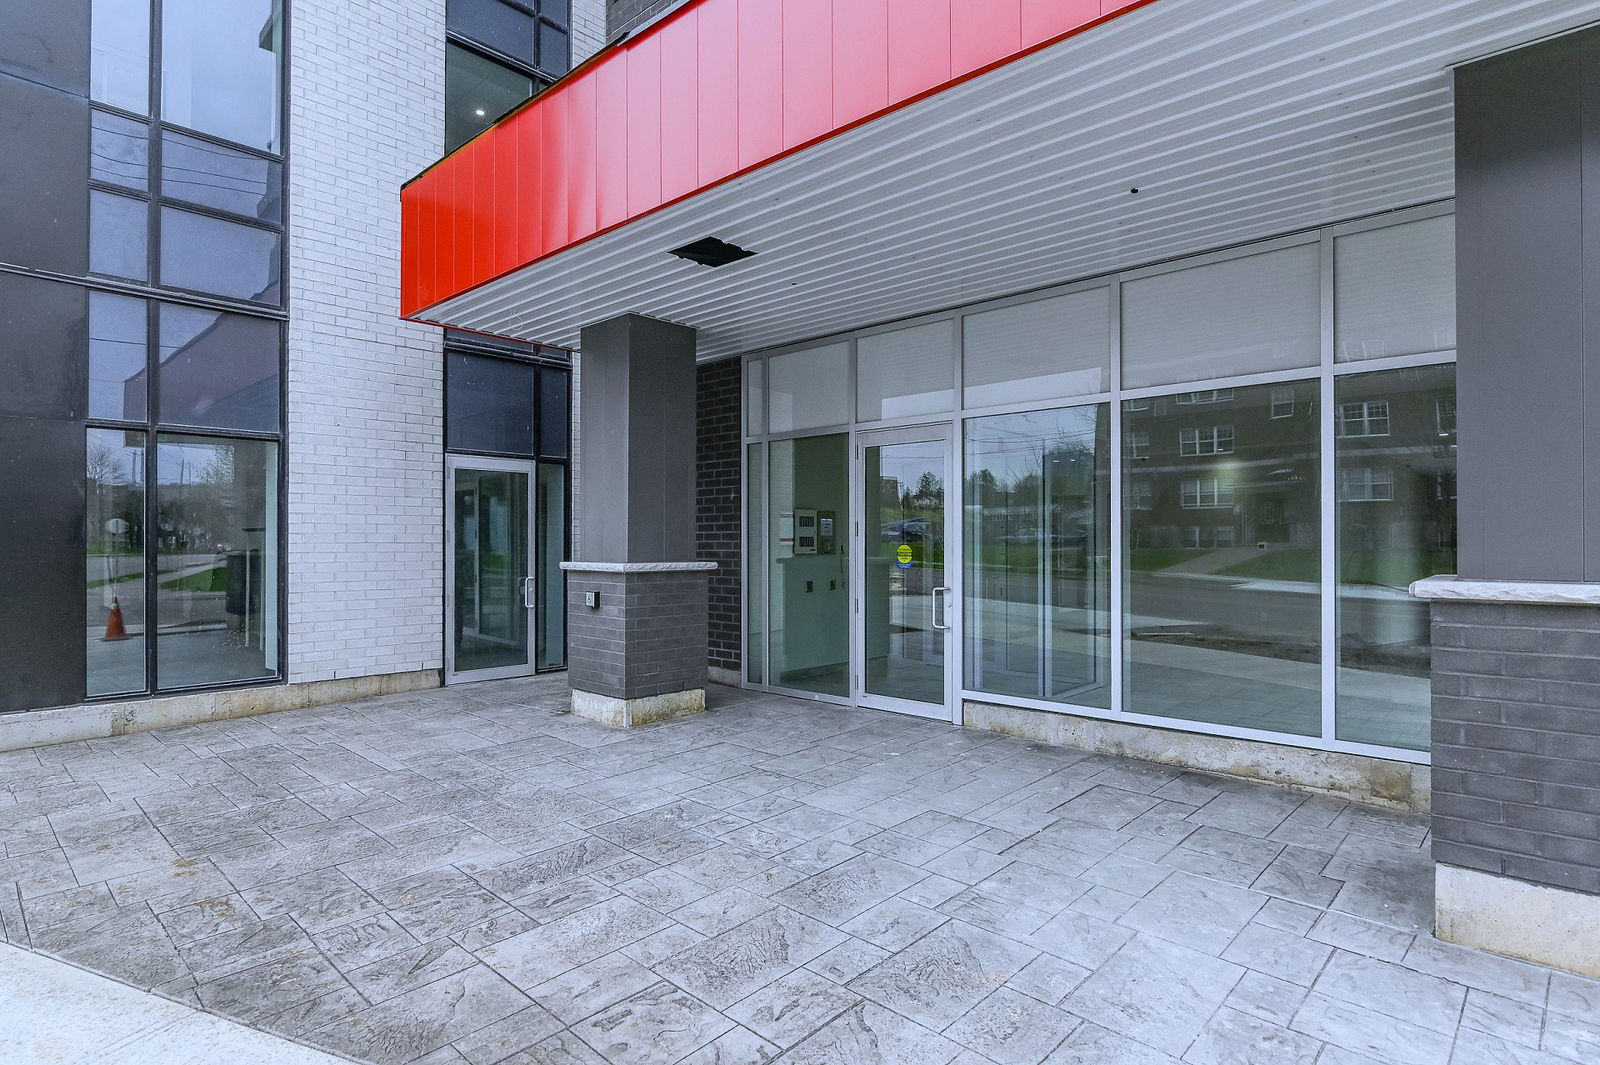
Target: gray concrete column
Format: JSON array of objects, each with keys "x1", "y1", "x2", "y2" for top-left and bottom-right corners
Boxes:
[
  {"x1": 565, "y1": 314, "x2": 715, "y2": 726},
  {"x1": 1415, "y1": 28, "x2": 1600, "y2": 979}
]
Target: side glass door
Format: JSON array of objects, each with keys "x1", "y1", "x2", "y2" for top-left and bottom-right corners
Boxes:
[
  {"x1": 447, "y1": 456, "x2": 536, "y2": 682},
  {"x1": 858, "y1": 427, "x2": 955, "y2": 719}
]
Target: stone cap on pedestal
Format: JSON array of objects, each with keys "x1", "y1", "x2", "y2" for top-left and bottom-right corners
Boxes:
[
  {"x1": 561, "y1": 561, "x2": 717, "y2": 573},
  {"x1": 1409, "y1": 574, "x2": 1600, "y2": 605}
]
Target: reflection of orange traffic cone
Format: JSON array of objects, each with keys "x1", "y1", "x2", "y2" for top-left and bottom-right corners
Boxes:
[{"x1": 103, "y1": 597, "x2": 128, "y2": 641}]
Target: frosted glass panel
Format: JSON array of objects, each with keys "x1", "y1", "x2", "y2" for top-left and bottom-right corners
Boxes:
[
  {"x1": 1335, "y1": 215, "x2": 1456, "y2": 362},
  {"x1": 1122, "y1": 244, "x2": 1320, "y2": 388},
  {"x1": 963, "y1": 289, "x2": 1110, "y2": 408},
  {"x1": 746, "y1": 359, "x2": 765, "y2": 436},
  {"x1": 769, "y1": 343, "x2": 849, "y2": 433},
  {"x1": 857, "y1": 320, "x2": 954, "y2": 421}
]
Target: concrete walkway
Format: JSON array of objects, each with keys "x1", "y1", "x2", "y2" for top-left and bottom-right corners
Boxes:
[
  {"x1": 0, "y1": 939, "x2": 348, "y2": 1064},
  {"x1": 2, "y1": 676, "x2": 1598, "y2": 1064}
]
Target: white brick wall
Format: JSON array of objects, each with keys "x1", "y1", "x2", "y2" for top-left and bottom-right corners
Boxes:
[
  {"x1": 571, "y1": 0, "x2": 608, "y2": 64},
  {"x1": 286, "y1": 0, "x2": 447, "y2": 683}
]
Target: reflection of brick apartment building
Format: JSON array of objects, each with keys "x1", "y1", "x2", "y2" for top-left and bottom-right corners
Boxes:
[{"x1": 1127, "y1": 379, "x2": 1456, "y2": 565}]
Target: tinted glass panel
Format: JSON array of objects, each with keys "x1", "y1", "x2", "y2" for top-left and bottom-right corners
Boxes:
[
  {"x1": 159, "y1": 206, "x2": 282, "y2": 303},
  {"x1": 538, "y1": 22, "x2": 570, "y2": 75},
  {"x1": 857, "y1": 321, "x2": 954, "y2": 421},
  {"x1": 89, "y1": 292, "x2": 149, "y2": 422},
  {"x1": 964, "y1": 289, "x2": 1110, "y2": 408},
  {"x1": 90, "y1": 0, "x2": 149, "y2": 112},
  {"x1": 162, "y1": 131, "x2": 282, "y2": 222},
  {"x1": 1124, "y1": 381, "x2": 1321, "y2": 736},
  {"x1": 452, "y1": 466, "x2": 531, "y2": 673},
  {"x1": 448, "y1": 0, "x2": 536, "y2": 66},
  {"x1": 1336, "y1": 365, "x2": 1457, "y2": 751},
  {"x1": 155, "y1": 434, "x2": 279, "y2": 687},
  {"x1": 769, "y1": 343, "x2": 849, "y2": 433},
  {"x1": 1336, "y1": 215, "x2": 1456, "y2": 362},
  {"x1": 535, "y1": 463, "x2": 566, "y2": 670},
  {"x1": 746, "y1": 360, "x2": 765, "y2": 436},
  {"x1": 1122, "y1": 244, "x2": 1321, "y2": 389},
  {"x1": 90, "y1": 189, "x2": 149, "y2": 280},
  {"x1": 158, "y1": 304, "x2": 280, "y2": 432},
  {"x1": 966, "y1": 405, "x2": 1111, "y2": 709},
  {"x1": 0, "y1": 76, "x2": 90, "y2": 277},
  {"x1": 162, "y1": 0, "x2": 283, "y2": 152},
  {"x1": 747, "y1": 441, "x2": 764, "y2": 684},
  {"x1": 86, "y1": 428, "x2": 148, "y2": 696},
  {"x1": 541, "y1": 0, "x2": 569, "y2": 27},
  {"x1": 768, "y1": 434, "x2": 850, "y2": 697},
  {"x1": 446, "y1": 42, "x2": 533, "y2": 151},
  {"x1": 538, "y1": 366, "x2": 569, "y2": 458},
  {"x1": 447, "y1": 352, "x2": 534, "y2": 455},
  {"x1": 91, "y1": 109, "x2": 149, "y2": 191}
]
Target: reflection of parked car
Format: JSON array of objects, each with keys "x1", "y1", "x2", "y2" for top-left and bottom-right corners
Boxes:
[
  {"x1": 881, "y1": 517, "x2": 931, "y2": 542},
  {"x1": 999, "y1": 526, "x2": 1042, "y2": 545}
]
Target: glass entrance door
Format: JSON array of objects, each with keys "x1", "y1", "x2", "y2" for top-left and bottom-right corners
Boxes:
[
  {"x1": 447, "y1": 456, "x2": 536, "y2": 682},
  {"x1": 858, "y1": 428, "x2": 954, "y2": 719}
]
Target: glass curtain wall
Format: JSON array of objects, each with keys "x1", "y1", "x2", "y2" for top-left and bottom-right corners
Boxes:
[
  {"x1": 75, "y1": 0, "x2": 289, "y2": 701},
  {"x1": 444, "y1": 0, "x2": 572, "y2": 151},
  {"x1": 743, "y1": 206, "x2": 1455, "y2": 759},
  {"x1": 966, "y1": 406, "x2": 1111, "y2": 708}
]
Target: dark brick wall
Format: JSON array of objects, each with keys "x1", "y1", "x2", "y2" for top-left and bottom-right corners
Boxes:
[
  {"x1": 1432, "y1": 600, "x2": 1600, "y2": 895},
  {"x1": 607, "y1": 0, "x2": 689, "y2": 38},
  {"x1": 567, "y1": 571, "x2": 709, "y2": 699},
  {"x1": 696, "y1": 357, "x2": 742, "y2": 676}
]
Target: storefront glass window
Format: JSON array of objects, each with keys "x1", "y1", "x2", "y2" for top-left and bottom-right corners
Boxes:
[
  {"x1": 857, "y1": 321, "x2": 954, "y2": 421},
  {"x1": 86, "y1": 429, "x2": 148, "y2": 696},
  {"x1": 746, "y1": 442, "x2": 765, "y2": 685},
  {"x1": 769, "y1": 344, "x2": 850, "y2": 433},
  {"x1": 1336, "y1": 365, "x2": 1456, "y2": 750},
  {"x1": 963, "y1": 288, "x2": 1110, "y2": 409},
  {"x1": 768, "y1": 434, "x2": 849, "y2": 696},
  {"x1": 154, "y1": 434, "x2": 279, "y2": 688},
  {"x1": 1336, "y1": 215, "x2": 1455, "y2": 362},
  {"x1": 1122, "y1": 244, "x2": 1320, "y2": 389},
  {"x1": 965, "y1": 405, "x2": 1111, "y2": 708},
  {"x1": 1123, "y1": 380, "x2": 1321, "y2": 735}
]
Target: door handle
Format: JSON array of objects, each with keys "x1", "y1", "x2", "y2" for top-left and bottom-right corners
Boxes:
[
  {"x1": 931, "y1": 586, "x2": 950, "y2": 631},
  {"x1": 522, "y1": 577, "x2": 535, "y2": 609}
]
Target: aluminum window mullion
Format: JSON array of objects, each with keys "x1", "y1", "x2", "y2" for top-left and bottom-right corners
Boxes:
[
  {"x1": 1319, "y1": 231, "x2": 1338, "y2": 746},
  {"x1": 1109, "y1": 278, "x2": 1125, "y2": 719}
]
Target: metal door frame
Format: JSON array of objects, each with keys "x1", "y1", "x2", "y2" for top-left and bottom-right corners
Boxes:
[
  {"x1": 853, "y1": 422, "x2": 961, "y2": 723},
  {"x1": 444, "y1": 454, "x2": 538, "y2": 684}
]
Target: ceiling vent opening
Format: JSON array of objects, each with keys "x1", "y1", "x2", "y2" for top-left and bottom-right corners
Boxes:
[{"x1": 670, "y1": 237, "x2": 757, "y2": 268}]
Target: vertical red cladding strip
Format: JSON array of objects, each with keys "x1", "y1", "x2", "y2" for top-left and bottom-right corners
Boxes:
[
  {"x1": 542, "y1": 89, "x2": 571, "y2": 257},
  {"x1": 659, "y1": 10, "x2": 699, "y2": 203},
  {"x1": 1020, "y1": 0, "x2": 1103, "y2": 43},
  {"x1": 449, "y1": 151, "x2": 471, "y2": 306},
  {"x1": 472, "y1": 138, "x2": 495, "y2": 288},
  {"x1": 952, "y1": 0, "x2": 1022, "y2": 77},
  {"x1": 696, "y1": 0, "x2": 739, "y2": 187},
  {"x1": 781, "y1": 0, "x2": 832, "y2": 150},
  {"x1": 513, "y1": 107, "x2": 543, "y2": 270},
  {"x1": 625, "y1": 34, "x2": 663, "y2": 218},
  {"x1": 736, "y1": 0, "x2": 783, "y2": 169},
  {"x1": 492, "y1": 112, "x2": 522, "y2": 281},
  {"x1": 566, "y1": 77, "x2": 598, "y2": 246},
  {"x1": 594, "y1": 57, "x2": 630, "y2": 231},
  {"x1": 886, "y1": 0, "x2": 951, "y2": 101},
  {"x1": 833, "y1": 0, "x2": 890, "y2": 128}
]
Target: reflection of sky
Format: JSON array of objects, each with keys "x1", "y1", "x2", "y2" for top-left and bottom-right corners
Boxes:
[
  {"x1": 156, "y1": 439, "x2": 230, "y2": 486},
  {"x1": 162, "y1": 1, "x2": 281, "y2": 152}
]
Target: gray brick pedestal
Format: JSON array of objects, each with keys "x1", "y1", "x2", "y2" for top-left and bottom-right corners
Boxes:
[
  {"x1": 1413, "y1": 577, "x2": 1600, "y2": 978},
  {"x1": 563, "y1": 562, "x2": 716, "y2": 726}
]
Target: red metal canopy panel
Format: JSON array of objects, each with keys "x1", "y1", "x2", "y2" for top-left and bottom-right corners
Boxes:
[{"x1": 401, "y1": 0, "x2": 1154, "y2": 322}]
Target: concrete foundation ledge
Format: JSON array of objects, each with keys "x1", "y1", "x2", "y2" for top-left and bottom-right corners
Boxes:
[
  {"x1": 964, "y1": 700, "x2": 1429, "y2": 812},
  {"x1": 572, "y1": 687, "x2": 706, "y2": 727},
  {"x1": 1437, "y1": 863, "x2": 1600, "y2": 979},
  {"x1": 0, "y1": 669, "x2": 442, "y2": 753}
]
